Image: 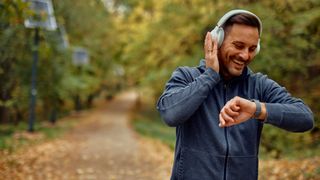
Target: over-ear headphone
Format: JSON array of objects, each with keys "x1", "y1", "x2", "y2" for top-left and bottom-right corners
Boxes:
[{"x1": 210, "y1": 9, "x2": 262, "y2": 55}]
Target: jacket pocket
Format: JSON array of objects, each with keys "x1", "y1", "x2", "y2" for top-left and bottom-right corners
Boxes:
[
  {"x1": 178, "y1": 147, "x2": 225, "y2": 180},
  {"x1": 227, "y1": 156, "x2": 258, "y2": 180}
]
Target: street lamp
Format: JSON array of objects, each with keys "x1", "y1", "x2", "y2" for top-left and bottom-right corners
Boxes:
[{"x1": 24, "y1": 0, "x2": 57, "y2": 132}]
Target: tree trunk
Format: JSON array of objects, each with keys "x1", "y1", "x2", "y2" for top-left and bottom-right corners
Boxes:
[{"x1": 0, "y1": 106, "x2": 9, "y2": 123}]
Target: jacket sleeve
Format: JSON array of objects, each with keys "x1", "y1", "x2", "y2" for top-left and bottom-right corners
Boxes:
[
  {"x1": 260, "y1": 75, "x2": 314, "y2": 132},
  {"x1": 156, "y1": 67, "x2": 220, "y2": 127}
]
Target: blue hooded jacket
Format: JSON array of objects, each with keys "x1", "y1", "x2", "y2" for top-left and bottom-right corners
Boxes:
[{"x1": 157, "y1": 60, "x2": 314, "y2": 180}]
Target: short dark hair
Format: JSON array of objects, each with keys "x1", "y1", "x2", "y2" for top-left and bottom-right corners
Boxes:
[{"x1": 222, "y1": 13, "x2": 261, "y2": 36}]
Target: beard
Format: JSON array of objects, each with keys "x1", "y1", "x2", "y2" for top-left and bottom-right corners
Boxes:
[{"x1": 218, "y1": 53, "x2": 248, "y2": 80}]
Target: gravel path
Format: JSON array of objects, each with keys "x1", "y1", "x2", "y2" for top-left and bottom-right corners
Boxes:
[{"x1": 0, "y1": 91, "x2": 173, "y2": 180}]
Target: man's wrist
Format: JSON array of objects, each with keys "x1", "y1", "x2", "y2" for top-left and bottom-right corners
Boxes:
[{"x1": 259, "y1": 103, "x2": 267, "y2": 121}]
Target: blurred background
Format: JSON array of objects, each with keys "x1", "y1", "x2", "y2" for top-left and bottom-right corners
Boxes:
[{"x1": 1, "y1": 0, "x2": 319, "y2": 179}]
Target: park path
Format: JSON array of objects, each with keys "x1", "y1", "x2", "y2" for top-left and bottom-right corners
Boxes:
[{"x1": 0, "y1": 91, "x2": 173, "y2": 180}]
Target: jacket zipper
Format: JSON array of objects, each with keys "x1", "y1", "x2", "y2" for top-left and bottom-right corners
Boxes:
[{"x1": 223, "y1": 83, "x2": 229, "y2": 180}]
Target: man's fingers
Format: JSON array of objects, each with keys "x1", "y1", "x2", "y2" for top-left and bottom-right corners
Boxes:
[
  {"x1": 219, "y1": 97, "x2": 255, "y2": 127},
  {"x1": 204, "y1": 32, "x2": 213, "y2": 53},
  {"x1": 219, "y1": 99, "x2": 241, "y2": 127},
  {"x1": 220, "y1": 109, "x2": 235, "y2": 124},
  {"x1": 219, "y1": 113, "x2": 236, "y2": 128},
  {"x1": 220, "y1": 101, "x2": 236, "y2": 123},
  {"x1": 224, "y1": 106, "x2": 239, "y2": 117},
  {"x1": 212, "y1": 36, "x2": 218, "y2": 53},
  {"x1": 204, "y1": 32, "x2": 219, "y2": 72},
  {"x1": 219, "y1": 114, "x2": 225, "y2": 127},
  {"x1": 230, "y1": 104, "x2": 240, "y2": 112}
]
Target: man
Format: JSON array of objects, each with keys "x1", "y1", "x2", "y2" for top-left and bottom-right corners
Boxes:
[{"x1": 156, "y1": 9, "x2": 314, "y2": 180}]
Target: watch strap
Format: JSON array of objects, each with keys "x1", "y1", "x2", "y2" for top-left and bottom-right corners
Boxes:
[{"x1": 251, "y1": 99, "x2": 261, "y2": 119}]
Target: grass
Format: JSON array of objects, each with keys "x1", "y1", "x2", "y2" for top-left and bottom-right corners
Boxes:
[
  {"x1": 131, "y1": 100, "x2": 176, "y2": 150},
  {"x1": 0, "y1": 118, "x2": 77, "y2": 153},
  {"x1": 133, "y1": 117, "x2": 176, "y2": 149}
]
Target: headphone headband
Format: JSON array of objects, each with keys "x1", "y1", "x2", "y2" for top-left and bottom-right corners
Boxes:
[{"x1": 217, "y1": 9, "x2": 262, "y2": 36}]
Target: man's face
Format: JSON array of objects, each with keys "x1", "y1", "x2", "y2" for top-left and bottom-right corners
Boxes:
[{"x1": 218, "y1": 24, "x2": 260, "y2": 80}]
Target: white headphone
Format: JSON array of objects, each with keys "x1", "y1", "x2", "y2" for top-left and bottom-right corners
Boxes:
[{"x1": 211, "y1": 9, "x2": 262, "y2": 55}]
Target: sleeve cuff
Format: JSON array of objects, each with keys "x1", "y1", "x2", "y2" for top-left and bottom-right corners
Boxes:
[
  {"x1": 264, "y1": 103, "x2": 283, "y2": 126},
  {"x1": 203, "y1": 68, "x2": 220, "y2": 89}
]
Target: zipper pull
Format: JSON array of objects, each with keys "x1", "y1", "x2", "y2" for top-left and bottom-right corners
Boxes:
[{"x1": 224, "y1": 83, "x2": 228, "y2": 89}]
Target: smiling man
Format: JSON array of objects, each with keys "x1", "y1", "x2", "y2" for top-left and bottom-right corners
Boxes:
[{"x1": 157, "y1": 9, "x2": 314, "y2": 180}]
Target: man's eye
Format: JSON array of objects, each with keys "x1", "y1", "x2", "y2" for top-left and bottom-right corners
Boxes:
[
  {"x1": 249, "y1": 47, "x2": 256, "y2": 52},
  {"x1": 234, "y1": 44, "x2": 243, "y2": 49}
]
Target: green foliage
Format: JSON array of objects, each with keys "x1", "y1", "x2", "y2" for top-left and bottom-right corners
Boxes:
[
  {"x1": 0, "y1": 0, "x2": 118, "y2": 124},
  {"x1": 0, "y1": 0, "x2": 31, "y2": 123},
  {"x1": 260, "y1": 125, "x2": 319, "y2": 159}
]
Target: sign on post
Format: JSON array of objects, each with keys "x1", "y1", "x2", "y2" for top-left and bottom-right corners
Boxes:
[
  {"x1": 72, "y1": 47, "x2": 90, "y2": 66},
  {"x1": 24, "y1": 0, "x2": 57, "y2": 31}
]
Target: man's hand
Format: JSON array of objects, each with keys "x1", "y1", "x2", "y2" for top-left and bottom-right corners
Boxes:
[
  {"x1": 219, "y1": 96, "x2": 257, "y2": 127},
  {"x1": 204, "y1": 32, "x2": 219, "y2": 73}
]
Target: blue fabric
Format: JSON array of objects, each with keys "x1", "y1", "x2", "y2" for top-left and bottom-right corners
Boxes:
[{"x1": 156, "y1": 59, "x2": 314, "y2": 180}]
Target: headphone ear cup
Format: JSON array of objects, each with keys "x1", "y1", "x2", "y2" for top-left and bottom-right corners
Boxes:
[
  {"x1": 211, "y1": 27, "x2": 224, "y2": 48},
  {"x1": 255, "y1": 39, "x2": 260, "y2": 55}
]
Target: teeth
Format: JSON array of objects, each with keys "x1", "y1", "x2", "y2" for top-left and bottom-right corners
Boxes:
[{"x1": 233, "y1": 59, "x2": 244, "y2": 65}]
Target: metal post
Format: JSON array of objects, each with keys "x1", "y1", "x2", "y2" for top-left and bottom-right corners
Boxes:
[{"x1": 28, "y1": 28, "x2": 40, "y2": 132}]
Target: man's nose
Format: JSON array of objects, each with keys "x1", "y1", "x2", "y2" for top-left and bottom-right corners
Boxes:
[{"x1": 239, "y1": 49, "x2": 250, "y2": 61}]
